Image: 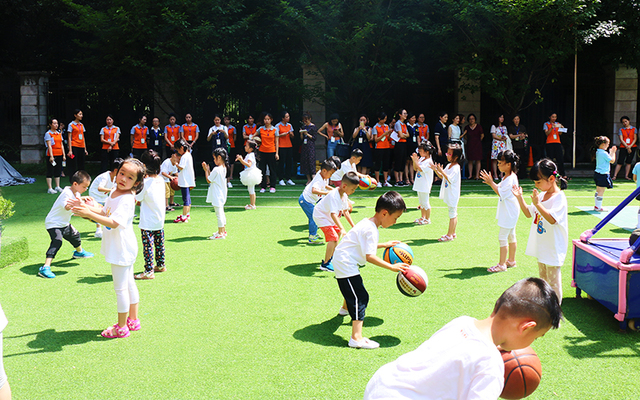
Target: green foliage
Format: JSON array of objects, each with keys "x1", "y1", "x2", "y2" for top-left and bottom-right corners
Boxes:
[{"x1": 0, "y1": 196, "x2": 15, "y2": 222}]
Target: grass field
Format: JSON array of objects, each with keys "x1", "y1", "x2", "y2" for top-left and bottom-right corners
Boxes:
[{"x1": 1, "y1": 175, "x2": 640, "y2": 399}]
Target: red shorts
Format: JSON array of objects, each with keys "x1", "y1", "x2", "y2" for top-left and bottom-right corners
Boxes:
[
  {"x1": 331, "y1": 180, "x2": 342, "y2": 187},
  {"x1": 320, "y1": 225, "x2": 340, "y2": 242}
]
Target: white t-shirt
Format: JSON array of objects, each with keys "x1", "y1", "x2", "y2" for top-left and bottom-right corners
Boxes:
[
  {"x1": 439, "y1": 164, "x2": 461, "y2": 207},
  {"x1": 333, "y1": 218, "x2": 378, "y2": 279},
  {"x1": 302, "y1": 173, "x2": 328, "y2": 204},
  {"x1": 208, "y1": 125, "x2": 228, "y2": 142},
  {"x1": 45, "y1": 187, "x2": 79, "y2": 229},
  {"x1": 206, "y1": 166, "x2": 228, "y2": 207},
  {"x1": 177, "y1": 151, "x2": 196, "y2": 188},
  {"x1": 244, "y1": 152, "x2": 257, "y2": 170},
  {"x1": 101, "y1": 192, "x2": 137, "y2": 266},
  {"x1": 330, "y1": 159, "x2": 356, "y2": 181},
  {"x1": 413, "y1": 157, "x2": 434, "y2": 193},
  {"x1": 525, "y1": 191, "x2": 569, "y2": 266},
  {"x1": 364, "y1": 316, "x2": 504, "y2": 400},
  {"x1": 160, "y1": 158, "x2": 178, "y2": 183},
  {"x1": 135, "y1": 176, "x2": 166, "y2": 231},
  {"x1": 313, "y1": 188, "x2": 343, "y2": 228},
  {"x1": 89, "y1": 171, "x2": 114, "y2": 204},
  {"x1": 496, "y1": 173, "x2": 519, "y2": 229}
]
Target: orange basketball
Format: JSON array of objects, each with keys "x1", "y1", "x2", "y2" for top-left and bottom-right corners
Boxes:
[{"x1": 500, "y1": 346, "x2": 542, "y2": 399}]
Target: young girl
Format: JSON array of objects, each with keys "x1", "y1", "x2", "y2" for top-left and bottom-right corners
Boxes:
[
  {"x1": 100, "y1": 115, "x2": 120, "y2": 172},
  {"x1": 203, "y1": 148, "x2": 229, "y2": 239},
  {"x1": 490, "y1": 114, "x2": 508, "y2": 179},
  {"x1": 255, "y1": 113, "x2": 279, "y2": 193},
  {"x1": 44, "y1": 118, "x2": 66, "y2": 194},
  {"x1": 237, "y1": 140, "x2": 262, "y2": 210},
  {"x1": 373, "y1": 112, "x2": 393, "y2": 188},
  {"x1": 512, "y1": 159, "x2": 568, "y2": 303},
  {"x1": 276, "y1": 111, "x2": 296, "y2": 186},
  {"x1": 134, "y1": 150, "x2": 167, "y2": 280},
  {"x1": 432, "y1": 143, "x2": 462, "y2": 242},
  {"x1": 67, "y1": 109, "x2": 87, "y2": 175},
  {"x1": 480, "y1": 150, "x2": 520, "y2": 272},
  {"x1": 70, "y1": 158, "x2": 145, "y2": 338},
  {"x1": 410, "y1": 141, "x2": 435, "y2": 225},
  {"x1": 592, "y1": 136, "x2": 617, "y2": 212},
  {"x1": 174, "y1": 139, "x2": 195, "y2": 223}
]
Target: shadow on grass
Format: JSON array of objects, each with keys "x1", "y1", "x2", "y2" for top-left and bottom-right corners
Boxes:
[
  {"x1": 77, "y1": 274, "x2": 112, "y2": 284},
  {"x1": 293, "y1": 315, "x2": 392, "y2": 347},
  {"x1": 561, "y1": 297, "x2": 640, "y2": 359},
  {"x1": 386, "y1": 222, "x2": 417, "y2": 230},
  {"x1": 289, "y1": 224, "x2": 309, "y2": 233},
  {"x1": 370, "y1": 335, "x2": 402, "y2": 348},
  {"x1": 439, "y1": 267, "x2": 488, "y2": 280},
  {"x1": 405, "y1": 238, "x2": 442, "y2": 246},
  {"x1": 278, "y1": 238, "x2": 309, "y2": 247},
  {"x1": 166, "y1": 236, "x2": 209, "y2": 242},
  {"x1": 20, "y1": 262, "x2": 78, "y2": 277},
  {"x1": 4, "y1": 329, "x2": 107, "y2": 357},
  {"x1": 284, "y1": 262, "x2": 328, "y2": 278}
]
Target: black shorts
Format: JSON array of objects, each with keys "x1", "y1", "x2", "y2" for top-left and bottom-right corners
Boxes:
[
  {"x1": 617, "y1": 148, "x2": 636, "y2": 165},
  {"x1": 594, "y1": 172, "x2": 613, "y2": 189},
  {"x1": 337, "y1": 274, "x2": 369, "y2": 321}
]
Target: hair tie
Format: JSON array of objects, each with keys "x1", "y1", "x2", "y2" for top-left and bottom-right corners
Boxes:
[{"x1": 553, "y1": 170, "x2": 561, "y2": 179}]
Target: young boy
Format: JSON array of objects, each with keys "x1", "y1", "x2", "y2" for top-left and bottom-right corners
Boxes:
[
  {"x1": 39, "y1": 170, "x2": 95, "y2": 278},
  {"x1": 330, "y1": 148, "x2": 365, "y2": 186},
  {"x1": 160, "y1": 152, "x2": 180, "y2": 211},
  {"x1": 313, "y1": 172, "x2": 359, "y2": 271},
  {"x1": 299, "y1": 159, "x2": 337, "y2": 244},
  {"x1": 88, "y1": 158, "x2": 123, "y2": 238},
  {"x1": 333, "y1": 190, "x2": 410, "y2": 349},
  {"x1": 364, "y1": 277, "x2": 563, "y2": 398},
  {"x1": 633, "y1": 160, "x2": 640, "y2": 229}
]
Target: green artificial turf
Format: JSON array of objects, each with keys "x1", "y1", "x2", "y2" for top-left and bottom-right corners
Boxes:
[{"x1": 1, "y1": 176, "x2": 640, "y2": 399}]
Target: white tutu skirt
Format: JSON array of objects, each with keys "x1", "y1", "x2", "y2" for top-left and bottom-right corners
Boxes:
[{"x1": 240, "y1": 168, "x2": 263, "y2": 186}]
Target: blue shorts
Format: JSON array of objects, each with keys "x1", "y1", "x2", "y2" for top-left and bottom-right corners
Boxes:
[
  {"x1": 594, "y1": 172, "x2": 613, "y2": 189},
  {"x1": 180, "y1": 187, "x2": 191, "y2": 206}
]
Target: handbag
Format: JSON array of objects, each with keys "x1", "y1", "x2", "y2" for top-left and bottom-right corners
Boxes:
[{"x1": 335, "y1": 141, "x2": 352, "y2": 158}]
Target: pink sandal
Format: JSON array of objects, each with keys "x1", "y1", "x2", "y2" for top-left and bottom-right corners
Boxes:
[
  {"x1": 506, "y1": 261, "x2": 517, "y2": 268},
  {"x1": 438, "y1": 235, "x2": 454, "y2": 242},
  {"x1": 101, "y1": 324, "x2": 130, "y2": 339},
  {"x1": 487, "y1": 264, "x2": 507, "y2": 273},
  {"x1": 127, "y1": 317, "x2": 140, "y2": 331}
]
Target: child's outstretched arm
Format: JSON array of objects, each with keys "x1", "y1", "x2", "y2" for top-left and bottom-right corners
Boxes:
[
  {"x1": 71, "y1": 203, "x2": 119, "y2": 229},
  {"x1": 512, "y1": 185, "x2": 532, "y2": 218},
  {"x1": 431, "y1": 163, "x2": 450, "y2": 183},
  {"x1": 480, "y1": 170, "x2": 499, "y2": 196},
  {"x1": 343, "y1": 209, "x2": 355, "y2": 228},
  {"x1": 531, "y1": 188, "x2": 557, "y2": 224},
  {"x1": 331, "y1": 212, "x2": 346, "y2": 237}
]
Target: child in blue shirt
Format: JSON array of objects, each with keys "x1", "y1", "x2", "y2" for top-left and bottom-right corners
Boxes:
[{"x1": 592, "y1": 136, "x2": 617, "y2": 212}]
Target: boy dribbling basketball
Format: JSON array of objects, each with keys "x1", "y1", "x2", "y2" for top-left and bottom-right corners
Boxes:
[{"x1": 364, "y1": 277, "x2": 563, "y2": 399}]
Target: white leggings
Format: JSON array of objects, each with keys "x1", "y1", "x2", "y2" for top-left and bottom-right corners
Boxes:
[
  {"x1": 0, "y1": 333, "x2": 6, "y2": 390},
  {"x1": 215, "y1": 206, "x2": 226, "y2": 228},
  {"x1": 417, "y1": 191, "x2": 431, "y2": 210},
  {"x1": 247, "y1": 185, "x2": 255, "y2": 195},
  {"x1": 498, "y1": 227, "x2": 517, "y2": 247},
  {"x1": 538, "y1": 263, "x2": 562, "y2": 304},
  {"x1": 111, "y1": 264, "x2": 139, "y2": 313}
]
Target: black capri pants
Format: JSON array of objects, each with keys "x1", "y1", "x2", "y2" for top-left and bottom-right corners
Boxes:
[
  {"x1": 545, "y1": 143, "x2": 565, "y2": 176},
  {"x1": 617, "y1": 148, "x2": 636, "y2": 165},
  {"x1": 259, "y1": 151, "x2": 278, "y2": 189},
  {"x1": 373, "y1": 148, "x2": 392, "y2": 172},
  {"x1": 393, "y1": 142, "x2": 407, "y2": 172},
  {"x1": 338, "y1": 274, "x2": 369, "y2": 321},
  {"x1": 46, "y1": 156, "x2": 63, "y2": 178},
  {"x1": 46, "y1": 225, "x2": 81, "y2": 259}
]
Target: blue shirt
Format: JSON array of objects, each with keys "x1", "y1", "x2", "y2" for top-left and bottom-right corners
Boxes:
[
  {"x1": 595, "y1": 148, "x2": 612, "y2": 174},
  {"x1": 633, "y1": 162, "x2": 640, "y2": 188}
]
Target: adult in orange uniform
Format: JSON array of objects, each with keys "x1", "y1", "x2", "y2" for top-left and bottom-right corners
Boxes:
[
  {"x1": 100, "y1": 114, "x2": 120, "y2": 172},
  {"x1": 543, "y1": 112, "x2": 566, "y2": 179},
  {"x1": 130, "y1": 115, "x2": 148, "y2": 159},
  {"x1": 255, "y1": 113, "x2": 279, "y2": 193},
  {"x1": 613, "y1": 115, "x2": 637, "y2": 180},
  {"x1": 67, "y1": 109, "x2": 88, "y2": 176}
]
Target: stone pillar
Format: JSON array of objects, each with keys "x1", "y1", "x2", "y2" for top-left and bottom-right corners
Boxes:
[
  {"x1": 19, "y1": 72, "x2": 49, "y2": 164},
  {"x1": 302, "y1": 64, "x2": 326, "y2": 161},
  {"x1": 455, "y1": 72, "x2": 481, "y2": 122},
  {"x1": 611, "y1": 66, "x2": 638, "y2": 145}
]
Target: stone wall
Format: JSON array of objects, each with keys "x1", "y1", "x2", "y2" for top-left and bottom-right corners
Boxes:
[
  {"x1": 19, "y1": 72, "x2": 49, "y2": 164},
  {"x1": 302, "y1": 65, "x2": 326, "y2": 161},
  {"x1": 611, "y1": 66, "x2": 638, "y2": 145}
]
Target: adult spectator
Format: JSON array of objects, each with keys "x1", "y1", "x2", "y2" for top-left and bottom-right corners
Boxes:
[
  {"x1": 508, "y1": 114, "x2": 528, "y2": 179},
  {"x1": 317, "y1": 114, "x2": 344, "y2": 158},
  {"x1": 463, "y1": 113, "x2": 484, "y2": 180},
  {"x1": 433, "y1": 112, "x2": 449, "y2": 165},
  {"x1": 613, "y1": 115, "x2": 637, "y2": 180},
  {"x1": 490, "y1": 114, "x2": 508, "y2": 179},
  {"x1": 543, "y1": 112, "x2": 566, "y2": 179}
]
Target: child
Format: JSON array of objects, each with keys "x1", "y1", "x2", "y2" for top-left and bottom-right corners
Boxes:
[
  {"x1": 313, "y1": 172, "x2": 359, "y2": 271},
  {"x1": 134, "y1": 150, "x2": 167, "y2": 279},
  {"x1": 431, "y1": 143, "x2": 463, "y2": 242},
  {"x1": 89, "y1": 157, "x2": 124, "y2": 238},
  {"x1": 633, "y1": 160, "x2": 640, "y2": 228},
  {"x1": 364, "y1": 277, "x2": 563, "y2": 398},
  {"x1": 410, "y1": 141, "x2": 435, "y2": 225},
  {"x1": 592, "y1": 136, "x2": 617, "y2": 212},
  {"x1": 39, "y1": 170, "x2": 95, "y2": 278},
  {"x1": 299, "y1": 159, "x2": 337, "y2": 244},
  {"x1": 333, "y1": 191, "x2": 410, "y2": 349},
  {"x1": 174, "y1": 139, "x2": 195, "y2": 223},
  {"x1": 236, "y1": 140, "x2": 262, "y2": 210},
  {"x1": 203, "y1": 148, "x2": 229, "y2": 239},
  {"x1": 160, "y1": 153, "x2": 180, "y2": 211},
  {"x1": 44, "y1": 118, "x2": 66, "y2": 194},
  {"x1": 70, "y1": 158, "x2": 145, "y2": 338},
  {"x1": 330, "y1": 148, "x2": 364, "y2": 187},
  {"x1": 480, "y1": 150, "x2": 520, "y2": 272},
  {"x1": 512, "y1": 158, "x2": 568, "y2": 303}
]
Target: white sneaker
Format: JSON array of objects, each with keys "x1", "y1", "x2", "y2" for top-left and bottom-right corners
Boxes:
[
  {"x1": 54, "y1": 186, "x2": 63, "y2": 193},
  {"x1": 287, "y1": 179, "x2": 295, "y2": 186},
  {"x1": 348, "y1": 337, "x2": 379, "y2": 349},
  {"x1": 207, "y1": 232, "x2": 226, "y2": 240},
  {"x1": 278, "y1": 180, "x2": 286, "y2": 186},
  {"x1": 47, "y1": 188, "x2": 57, "y2": 194},
  {"x1": 338, "y1": 307, "x2": 349, "y2": 316},
  {"x1": 260, "y1": 188, "x2": 266, "y2": 193},
  {"x1": 95, "y1": 229, "x2": 103, "y2": 238},
  {"x1": 227, "y1": 181, "x2": 233, "y2": 188},
  {"x1": 376, "y1": 182, "x2": 382, "y2": 188},
  {"x1": 383, "y1": 182, "x2": 392, "y2": 187},
  {"x1": 270, "y1": 187, "x2": 276, "y2": 193}
]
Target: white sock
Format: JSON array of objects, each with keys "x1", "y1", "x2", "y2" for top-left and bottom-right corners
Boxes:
[{"x1": 595, "y1": 193, "x2": 603, "y2": 209}]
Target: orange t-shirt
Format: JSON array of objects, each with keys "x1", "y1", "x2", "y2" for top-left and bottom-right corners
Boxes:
[
  {"x1": 398, "y1": 122, "x2": 408, "y2": 143},
  {"x1": 68, "y1": 122, "x2": 86, "y2": 148},
  {"x1": 227, "y1": 126, "x2": 236, "y2": 148},
  {"x1": 101, "y1": 126, "x2": 120, "y2": 150},
  {"x1": 46, "y1": 130, "x2": 64, "y2": 156},
  {"x1": 276, "y1": 122, "x2": 293, "y2": 148},
  {"x1": 619, "y1": 127, "x2": 637, "y2": 148},
  {"x1": 131, "y1": 125, "x2": 148, "y2": 149},
  {"x1": 418, "y1": 124, "x2": 429, "y2": 141},
  {"x1": 544, "y1": 122, "x2": 561, "y2": 144},
  {"x1": 258, "y1": 126, "x2": 277, "y2": 153},
  {"x1": 165, "y1": 125, "x2": 181, "y2": 146},
  {"x1": 375, "y1": 124, "x2": 392, "y2": 149},
  {"x1": 243, "y1": 124, "x2": 256, "y2": 147},
  {"x1": 182, "y1": 124, "x2": 199, "y2": 142}
]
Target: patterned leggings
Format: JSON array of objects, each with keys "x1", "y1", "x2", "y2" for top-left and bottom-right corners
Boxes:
[
  {"x1": 538, "y1": 263, "x2": 562, "y2": 304},
  {"x1": 141, "y1": 229, "x2": 165, "y2": 272}
]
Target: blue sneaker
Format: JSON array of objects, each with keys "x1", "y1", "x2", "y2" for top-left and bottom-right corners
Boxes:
[
  {"x1": 319, "y1": 261, "x2": 334, "y2": 272},
  {"x1": 72, "y1": 249, "x2": 94, "y2": 259},
  {"x1": 38, "y1": 266, "x2": 55, "y2": 278},
  {"x1": 308, "y1": 235, "x2": 323, "y2": 244}
]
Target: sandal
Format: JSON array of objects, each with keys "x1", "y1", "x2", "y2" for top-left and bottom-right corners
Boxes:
[
  {"x1": 101, "y1": 323, "x2": 130, "y2": 339},
  {"x1": 438, "y1": 235, "x2": 454, "y2": 242},
  {"x1": 487, "y1": 264, "x2": 507, "y2": 273},
  {"x1": 127, "y1": 317, "x2": 141, "y2": 331},
  {"x1": 506, "y1": 260, "x2": 517, "y2": 268}
]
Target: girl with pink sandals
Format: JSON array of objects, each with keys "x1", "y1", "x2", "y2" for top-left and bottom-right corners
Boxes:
[
  {"x1": 480, "y1": 150, "x2": 520, "y2": 273},
  {"x1": 431, "y1": 143, "x2": 462, "y2": 242},
  {"x1": 70, "y1": 158, "x2": 146, "y2": 338}
]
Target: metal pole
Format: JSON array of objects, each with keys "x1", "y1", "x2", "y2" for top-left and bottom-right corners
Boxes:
[{"x1": 573, "y1": 44, "x2": 577, "y2": 169}]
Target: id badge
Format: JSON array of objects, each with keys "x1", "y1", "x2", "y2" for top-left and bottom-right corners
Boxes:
[
  {"x1": 627, "y1": 138, "x2": 631, "y2": 144},
  {"x1": 359, "y1": 137, "x2": 363, "y2": 144},
  {"x1": 331, "y1": 137, "x2": 335, "y2": 143},
  {"x1": 155, "y1": 140, "x2": 159, "y2": 146},
  {"x1": 188, "y1": 135, "x2": 193, "y2": 140},
  {"x1": 141, "y1": 138, "x2": 145, "y2": 144},
  {"x1": 216, "y1": 139, "x2": 221, "y2": 145},
  {"x1": 78, "y1": 134, "x2": 83, "y2": 140},
  {"x1": 381, "y1": 136, "x2": 386, "y2": 141},
  {"x1": 413, "y1": 136, "x2": 417, "y2": 142},
  {"x1": 303, "y1": 138, "x2": 307, "y2": 145},
  {"x1": 553, "y1": 134, "x2": 557, "y2": 140},
  {"x1": 171, "y1": 136, "x2": 175, "y2": 141}
]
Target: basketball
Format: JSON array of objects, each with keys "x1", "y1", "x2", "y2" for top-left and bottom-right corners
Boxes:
[
  {"x1": 358, "y1": 175, "x2": 372, "y2": 189},
  {"x1": 383, "y1": 242, "x2": 414, "y2": 265},
  {"x1": 170, "y1": 177, "x2": 180, "y2": 191},
  {"x1": 396, "y1": 265, "x2": 428, "y2": 297},
  {"x1": 368, "y1": 178, "x2": 377, "y2": 190},
  {"x1": 500, "y1": 346, "x2": 542, "y2": 399}
]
